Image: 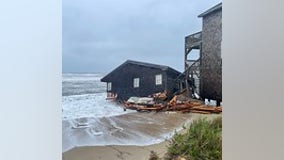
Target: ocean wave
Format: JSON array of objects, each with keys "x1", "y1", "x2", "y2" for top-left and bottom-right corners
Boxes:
[
  {"x1": 62, "y1": 77, "x2": 103, "y2": 82},
  {"x1": 62, "y1": 90, "x2": 106, "y2": 97},
  {"x1": 62, "y1": 93, "x2": 133, "y2": 120},
  {"x1": 62, "y1": 73, "x2": 106, "y2": 96},
  {"x1": 63, "y1": 73, "x2": 104, "y2": 77},
  {"x1": 62, "y1": 73, "x2": 104, "y2": 81}
]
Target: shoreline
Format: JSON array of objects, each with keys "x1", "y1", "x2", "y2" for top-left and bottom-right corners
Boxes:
[
  {"x1": 63, "y1": 141, "x2": 169, "y2": 160},
  {"x1": 63, "y1": 113, "x2": 221, "y2": 160},
  {"x1": 63, "y1": 111, "x2": 196, "y2": 152}
]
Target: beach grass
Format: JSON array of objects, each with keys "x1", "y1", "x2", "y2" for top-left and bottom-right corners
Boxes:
[{"x1": 164, "y1": 116, "x2": 222, "y2": 160}]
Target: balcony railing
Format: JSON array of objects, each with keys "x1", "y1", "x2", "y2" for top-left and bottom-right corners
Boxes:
[{"x1": 185, "y1": 31, "x2": 202, "y2": 49}]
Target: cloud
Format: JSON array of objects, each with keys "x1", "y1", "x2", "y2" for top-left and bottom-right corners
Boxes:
[{"x1": 63, "y1": 0, "x2": 221, "y2": 73}]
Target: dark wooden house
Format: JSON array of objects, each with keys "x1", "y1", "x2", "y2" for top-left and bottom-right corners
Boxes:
[
  {"x1": 184, "y1": 3, "x2": 222, "y2": 105},
  {"x1": 101, "y1": 60, "x2": 182, "y2": 101}
]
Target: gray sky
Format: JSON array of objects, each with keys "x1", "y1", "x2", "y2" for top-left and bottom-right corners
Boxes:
[{"x1": 63, "y1": 0, "x2": 221, "y2": 73}]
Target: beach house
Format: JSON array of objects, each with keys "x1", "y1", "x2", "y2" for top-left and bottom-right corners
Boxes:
[
  {"x1": 184, "y1": 3, "x2": 222, "y2": 105},
  {"x1": 101, "y1": 60, "x2": 182, "y2": 101}
]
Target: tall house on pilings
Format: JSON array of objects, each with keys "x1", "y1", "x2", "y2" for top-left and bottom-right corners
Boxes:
[{"x1": 184, "y1": 3, "x2": 222, "y2": 106}]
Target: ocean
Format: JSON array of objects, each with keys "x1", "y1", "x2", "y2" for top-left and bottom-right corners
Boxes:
[
  {"x1": 62, "y1": 73, "x2": 192, "y2": 152},
  {"x1": 62, "y1": 73, "x2": 132, "y2": 120}
]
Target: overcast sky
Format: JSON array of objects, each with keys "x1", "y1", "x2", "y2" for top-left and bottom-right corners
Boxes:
[{"x1": 63, "y1": 0, "x2": 221, "y2": 73}]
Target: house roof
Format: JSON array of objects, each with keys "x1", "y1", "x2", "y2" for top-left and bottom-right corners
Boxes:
[
  {"x1": 101, "y1": 60, "x2": 181, "y2": 82},
  {"x1": 126, "y1": 60, "x2": 169, "y2": 70},
  {"x1": 198, "y1": 2, "x2": 222, "y2": 18}
]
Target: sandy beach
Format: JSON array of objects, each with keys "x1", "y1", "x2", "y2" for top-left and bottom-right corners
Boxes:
[
  {"x1": 63, "y1": 113, "x2": 221, "y2": 160},
  {"x1": 63, "y1": 111, "x2": 193, "y2": 152},
  {"x1": 63, "y1": 141, "x2": 169, "y2": 160}
]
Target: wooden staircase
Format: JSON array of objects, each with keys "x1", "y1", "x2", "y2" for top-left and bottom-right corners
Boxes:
[
  {"x1": 184, "y1": 31, "x2": 202, "y2": 98},
  {"x1": 187, "y1": 59, "x2": 200, "y2": 97}
]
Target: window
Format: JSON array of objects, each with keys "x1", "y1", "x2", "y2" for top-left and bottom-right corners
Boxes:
[
  {"x1": 107, "y1": 82, "x2": 112, "y2": 91},
  {"x1": 133, "y1": 78, "x2": 139, "y2": 88},
  {"x1": 155, "y1": 74, "x2": 162, "y2": 85}
]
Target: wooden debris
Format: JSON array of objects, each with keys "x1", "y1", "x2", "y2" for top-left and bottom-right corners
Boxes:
[
  {"x1": 187, "y1": 110, "x2": 211, "y2": 114},
  {"x1": 190, "y1": 101, "x2": 203, "y2": 106},
  {"x1": 123, "y1": 100, "x2": 222, "y2": 114},
  {"x1": 153, "y1": 91, "x2": 168, "y2": 101},
  {"x1": 106, "y1": 93, "x2": 117, "y2": 100},
  {"x1": 122, "y1": 93, "x2": 222, "y2": 114},
  {"x1": 168, "y1": 95, "x2": 177, "y2": 106}
]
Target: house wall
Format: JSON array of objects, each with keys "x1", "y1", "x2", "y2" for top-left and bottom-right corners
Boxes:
[
  {"x1": 200, "y1": 9, "x2": 222, "y2": 101},
  {"x1": 106, "y1": 63, "x2": 169, "y2": 100},
  {"x1": 165, "y1": 69, "x2": 182, "y2": 98}
]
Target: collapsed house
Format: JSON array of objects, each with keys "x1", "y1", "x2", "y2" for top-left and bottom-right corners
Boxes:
[
  {"x1": 184, "y1": 3, "x2": 222, "y2": 106},
  {"x1": 100, "y1": 59, "x2": 222, "y2": 114},
  {"x1": 101, "y1": 3, "x2": 222, "y2": 108},
  {"x1": 100, "y1": 60, "x2": 181, "y2": 101}
]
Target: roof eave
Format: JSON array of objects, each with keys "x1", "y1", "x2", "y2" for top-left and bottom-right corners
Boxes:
[
  {"x1": 198, "y1": 2, "x2": 222, "y2": 18},
  {"x1": 100, "y1": 60, "x2": 181, "y2": 82}
]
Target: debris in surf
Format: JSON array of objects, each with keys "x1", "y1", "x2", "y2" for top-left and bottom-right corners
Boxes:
[{"x1": 122, "y1": 90, "x2": 222, "y2": 114}]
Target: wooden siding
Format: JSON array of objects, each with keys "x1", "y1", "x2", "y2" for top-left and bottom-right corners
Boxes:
[
  {"x1": 200, "y1": 9, "x2": 222, "y2": 101},
  {"x1": 102, "y1": 63, "x2": 180, "y2": 100}
]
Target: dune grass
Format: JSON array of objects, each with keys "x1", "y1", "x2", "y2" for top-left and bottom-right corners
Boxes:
[{"x1": 165, "y1": 116, "x2": 222, "y2": 160}]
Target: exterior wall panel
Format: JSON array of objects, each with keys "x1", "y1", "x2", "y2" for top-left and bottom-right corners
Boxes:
[
  {"x1": 200, "y1": 10, "x2": 222, "y2": 101},
  {"x1": 102, "y1": 63, "x2": 180, "y2": 100}
]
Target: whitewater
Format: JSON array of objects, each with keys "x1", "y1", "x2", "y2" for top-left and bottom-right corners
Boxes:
[
  {"x1": 62, "y1": 73, "x2": 193, "y2": 152},
  {"x1": 62, "y1": 73, "x2": 134, "y2": 120}
]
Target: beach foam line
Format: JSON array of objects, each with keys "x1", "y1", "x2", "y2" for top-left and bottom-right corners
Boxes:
[{"x1": 62, "y1": 112, "x2": 196, "y2": 153}]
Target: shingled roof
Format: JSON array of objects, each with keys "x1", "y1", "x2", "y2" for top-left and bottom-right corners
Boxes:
[
  {"x1": 125, "y1": 60, "x2": 169, "y2": 70},
  {"x1": 198, "y1": 2, "x2": 222, "y2": 18},
  {"x1": 101, "y1": 60, "x2": 181, "y2": 82}
]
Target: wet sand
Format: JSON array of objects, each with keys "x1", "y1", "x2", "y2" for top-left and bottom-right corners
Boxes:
[
  {"x1": 63, "y1": 113, "x2": 221, "y2": 160},
  {"x1": 63, "y1": 111, "x2": 193, "y2": 152},
  {"x1": 63, "y1": 141, "x2": 169, "y2": 160}
]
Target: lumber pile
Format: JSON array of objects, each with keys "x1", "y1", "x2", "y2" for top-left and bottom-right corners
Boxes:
[
  {"x1": 152, "y1": 90, "x2": 168, "y2": 101},
  {"x1": 181, "y1": 106, "x2": 222, "y2": 114},
  {"x1": 123, "y1": 95, "x2": 222, "y2": 114},
  {"x1": 123, "y1": 102, "x2": 165, "y2": 112},
  {"x1": 167, "y1": 95, "x2": 222, "y2": 114}
]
